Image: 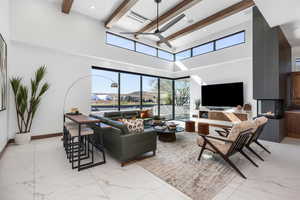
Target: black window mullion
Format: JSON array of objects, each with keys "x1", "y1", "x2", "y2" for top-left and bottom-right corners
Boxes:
[
  {"x1": 118, "y1": 72, "x2": 121, "y2": 111},
  {"x1": 140, "y1": 75, "x2": 143, "y2": 110},
  {"x1": 172, "y1": 80, "x2": 175, "y2": 120},
  {"x1": 158, "y1": 78, "x2": 160, "y2": 117}
]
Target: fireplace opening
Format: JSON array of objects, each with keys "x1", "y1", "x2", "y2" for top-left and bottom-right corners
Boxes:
[{"x1": 257, "y1": 99, "x2": 284, "y2": 119}]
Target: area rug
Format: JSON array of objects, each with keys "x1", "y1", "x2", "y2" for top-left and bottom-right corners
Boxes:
[{"x1": 137, "y1": 132, "x2": 267, "y2": 200}]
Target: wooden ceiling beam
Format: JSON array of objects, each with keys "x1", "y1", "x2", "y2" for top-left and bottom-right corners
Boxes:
[
  {"x1": 137, "y1": 0, "x2": 202, "y2": 36},
  {"x1": 62, "y1": 0, "x2": 74, "y2": 14},
  {"x1": 105, "y1": 0, "x2": 139, "y2": 29},
  {"x1": 159, "y1": 0, "x2": 255, "y2": 44}
]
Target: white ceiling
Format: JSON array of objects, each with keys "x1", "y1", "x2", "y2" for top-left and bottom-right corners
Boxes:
[
  {"x1": 254, "y1": 0, "x2": 300, "y2": 47},
  {"x1": 47, "y1": 0, "x2": 252, "y2": 49}
]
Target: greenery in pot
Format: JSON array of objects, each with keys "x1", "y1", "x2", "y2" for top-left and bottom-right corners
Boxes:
[
  {"x1": 10, "y1": 66, "x2": 50, "y2": 134},
  {"x1": 195, "y1": 99, "x2": 201, "y2": 110}
]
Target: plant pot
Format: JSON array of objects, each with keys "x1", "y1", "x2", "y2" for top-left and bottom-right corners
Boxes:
[{"x1": 15, "y1": 132, "x2": 32, "y2": 145}]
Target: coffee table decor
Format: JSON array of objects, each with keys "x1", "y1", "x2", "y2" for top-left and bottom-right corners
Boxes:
[{"x1": 153, "y1": 123, "x2": 184, "y2": 142}]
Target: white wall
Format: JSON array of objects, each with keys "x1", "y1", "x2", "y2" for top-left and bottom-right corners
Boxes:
[
  {"x1": 292, "y1": 47, "x2": 300, "y2": 71},
  {"x1": 0, "y1": 0, "x2": 10, "y2": 151},
  {"x1": 11, "y1": 0, "x2": 173, "y2": 72}
]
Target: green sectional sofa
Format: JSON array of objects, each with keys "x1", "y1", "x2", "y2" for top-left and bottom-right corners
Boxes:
[{"x1": 90, "y1": 112, "x2": 157, "y2": 166}]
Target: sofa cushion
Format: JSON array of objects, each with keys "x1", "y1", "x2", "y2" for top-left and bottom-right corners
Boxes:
[
  {"x1": 104, "y1": 111, "x2": 122, "y2": 120},
  {"x1": 123, "y1": 119, "x2": 144, "y2": 133},
  {"x1": 122, "y1": 111, "x2": 140, "y2": 119}
]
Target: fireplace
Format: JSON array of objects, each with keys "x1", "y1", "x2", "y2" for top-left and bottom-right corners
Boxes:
[{"x1": 257, "y1": 99, "x2": 284, "y2": 119}]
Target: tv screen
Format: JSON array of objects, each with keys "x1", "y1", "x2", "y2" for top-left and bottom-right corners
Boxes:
[{"x1": 201, "y1": 82, "x2": 244, "y2": 107}]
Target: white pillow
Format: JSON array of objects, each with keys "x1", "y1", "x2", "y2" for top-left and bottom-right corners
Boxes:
[{"x1": 123, "y1": 119, "x2": 144, "y2": 133}]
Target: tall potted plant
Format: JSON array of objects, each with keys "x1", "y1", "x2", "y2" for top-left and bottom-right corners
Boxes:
[{"x1": 10, "y1": 66, "x2": 50, "y2": 144}]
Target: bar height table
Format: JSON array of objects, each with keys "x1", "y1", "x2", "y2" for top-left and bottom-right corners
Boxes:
[{"x1": 64, "y1": 114, "x2": 105, "y2": 171}]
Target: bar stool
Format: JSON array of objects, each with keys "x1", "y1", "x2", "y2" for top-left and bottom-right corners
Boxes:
[{"x1": 63, "y1": 121, "x2": 94, "y2": 169}]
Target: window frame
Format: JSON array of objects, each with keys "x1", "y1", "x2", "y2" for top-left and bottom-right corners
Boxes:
[
  {"x1": 158, "y1": 49, "x2": 175, "y2": 61},
  {"x1": 106, "y1": 32, "x2": 135, "y2": 51},
  {"x1": 105, "y1": 31, "x2": 246, "y2": 62},
  {"x1": 175, "y1": 49, "x2": 192, "y2": 61},
  {"x1": 92, "y1": 66, "x2": 190, "y2": 119},
  {"x1": 214, "y1": 31, "x2": 246, "y2": 51},
  {"x1": 192, "y1": 41, "x2": 215, "y2": 57},
  {"x1": 106, "y1": 32, "x2": 174, "y2": 62},
  {"x1": 135, "y1": 42, "x2": 158, "y2": 57}
]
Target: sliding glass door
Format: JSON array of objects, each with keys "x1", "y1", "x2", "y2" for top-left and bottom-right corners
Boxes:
[
  {"x1": 120, "y1": 73, "x2": 141, "y2": 111},
  {"x1": 142, "y1": 76, "x2": 159, "y2": 116},
  {"x1": 174, "y1": 78, "x2": 190, "y2": 120},
  {"x1": 160, "y1": 78, "x2": 173, "y2": 120},
  {"x1": 91, "y1": 67, "x2": 190, "y2": 120},
  {"x1": 91, "y1": 69, "x2": 119, "y2": 113}
]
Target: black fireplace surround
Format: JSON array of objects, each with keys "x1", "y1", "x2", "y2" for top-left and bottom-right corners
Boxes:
[{"x1": 257, "y1": 99, "x2": 284, "y2": 119}]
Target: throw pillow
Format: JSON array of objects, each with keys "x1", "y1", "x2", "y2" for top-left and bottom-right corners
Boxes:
[
  {"x1": 140, "y1": 110, "x2": 149, "y2": 118},
  {"x1": 123, "y1": 119, "x2": 144, "y2": 133},
  {"x1": 147, "y1": 109, "x2": 153, "y2": 118}
]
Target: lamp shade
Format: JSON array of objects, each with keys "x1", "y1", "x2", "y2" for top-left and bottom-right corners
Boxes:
[{"x1": 110, "y1": 82, "x2": 118, "y2": 88}]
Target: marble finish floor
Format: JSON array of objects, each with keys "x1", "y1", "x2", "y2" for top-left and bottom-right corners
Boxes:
[{"x1": 0, "y1": 136, "x2": 300, "y2": 200}]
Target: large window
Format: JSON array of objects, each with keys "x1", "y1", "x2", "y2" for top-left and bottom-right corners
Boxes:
[
  {"x1": 91, "y1": 67, "x2": 189, "y2": 120},
  {"x1": 158, "y1": 49, "x2": 174, "y2": 61},
  {"x1": 91, "y1": 69, "x2": 119, "y2": 113},
  {"x1": 192, "y1": 42, "x2": 214, "y2": 56},
  {"x1": 175, "y1": 49, "x2": 191, "y2": 61},
  {"x1": 176, "y1": 31, "x2": 246, "y2": 61},
  {"x1": 106, "y1": 31, "x2": 246, "y2": 62},
  {"x1": 175, "y1": 78, "x2": 190, "y2": 120},
  {"x1": 136, "y1": 42, "x2": 157, "y2": 57},
  {"x1": 106, "y1": 32, "x2": 174, "y2": 62},
  {"x1": 215, "y1": 31, "x2": 245, "y2": 50},
  {"x1": 120, "y1": 73, "x2": 141, "y2": 111},
  {"x1": 142, "y1": 76, "x2": 158, "y2": 116},
  {"x1": 160, "y1": 79, "x2": 173, "y2": 120},
  {"x1": 106, "y1": 32, "x2": 135, "y2": 51}
]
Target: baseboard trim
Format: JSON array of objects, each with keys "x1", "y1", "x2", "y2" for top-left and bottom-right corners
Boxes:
[
  {"x1": 31, "y1": 132, "x2": 62, "y2": 140},
  {"x1": 0, "y1": 132, "x2": 63, "y2": 159}
]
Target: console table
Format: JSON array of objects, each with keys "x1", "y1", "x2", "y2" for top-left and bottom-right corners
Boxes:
[{"x1": 63, "y1": 114, "x2": 106, "y2": 171}]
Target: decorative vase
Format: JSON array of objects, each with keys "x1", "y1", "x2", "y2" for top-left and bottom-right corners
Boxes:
[{"x1": 15, "y1": 132, "x2": 32, "y2": 145}]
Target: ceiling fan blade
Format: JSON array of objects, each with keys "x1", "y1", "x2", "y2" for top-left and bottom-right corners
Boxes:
[
  {"x1": 120, "y1": 32, "x2": 155, "y2": 35},
  {"x1": 157, "y1": 34, "x2": 172, "y2": 48},
  {"x1": 159, "y1": 14, "x2": 185, "y2": 33}
]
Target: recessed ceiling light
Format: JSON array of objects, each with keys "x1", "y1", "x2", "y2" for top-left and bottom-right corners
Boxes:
[{"x1": 90, "y1": 5, "x2": 95, "y2": 9}]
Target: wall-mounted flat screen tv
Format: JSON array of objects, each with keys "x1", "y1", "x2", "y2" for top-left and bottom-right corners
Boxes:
[{"x1": 201, "y1": 82, "x2": 244, "y2": 107}]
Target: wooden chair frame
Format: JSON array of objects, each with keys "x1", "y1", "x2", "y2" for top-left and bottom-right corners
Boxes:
[
  {"x1": 198, "y1": 129, "x2": 257, "y2": 179},
  {"x1": 246, "y1": 122, "x2": 270, "y2": 161}
]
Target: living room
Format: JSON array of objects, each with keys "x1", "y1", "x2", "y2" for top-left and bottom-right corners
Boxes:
[{"x1": 1, "y1": 0, "x2": 300, "y2": 200}]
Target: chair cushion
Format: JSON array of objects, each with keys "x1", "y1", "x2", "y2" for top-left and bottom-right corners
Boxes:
[
  {"x1": 197, "y1": 137, "x2": 231, "y2": 154},
  {"x1": 123, "y1": 119, "x2": 144, "y2": 133},
  {"x1": 227, "y1": 120, "x2": 256, "y2": 141}
]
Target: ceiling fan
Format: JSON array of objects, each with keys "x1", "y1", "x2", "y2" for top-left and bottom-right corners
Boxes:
[{"x1": 120, "y1": 0, "x2": 185, "y2": 48}]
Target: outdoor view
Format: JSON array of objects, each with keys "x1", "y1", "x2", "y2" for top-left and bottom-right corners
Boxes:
[{"x1": 91, "y1": 68, "x2": 190, "y2": 120}]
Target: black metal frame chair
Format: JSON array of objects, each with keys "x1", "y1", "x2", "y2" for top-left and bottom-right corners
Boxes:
[{"x1": 198, "y1": 128, "x2": 257, "y2": 179}]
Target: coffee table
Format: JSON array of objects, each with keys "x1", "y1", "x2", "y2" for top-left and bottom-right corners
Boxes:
[{"x1": 153, "y1": 126, "x2": 185, "y2": 142}]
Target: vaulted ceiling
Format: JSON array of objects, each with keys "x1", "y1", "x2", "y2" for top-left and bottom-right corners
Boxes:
[
  {"x1": 253, "y1": 0, "x2": 300, "y2": 47},
  {"x1": 53, "y1": 0, "x2": 255, "y2": 50}
]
